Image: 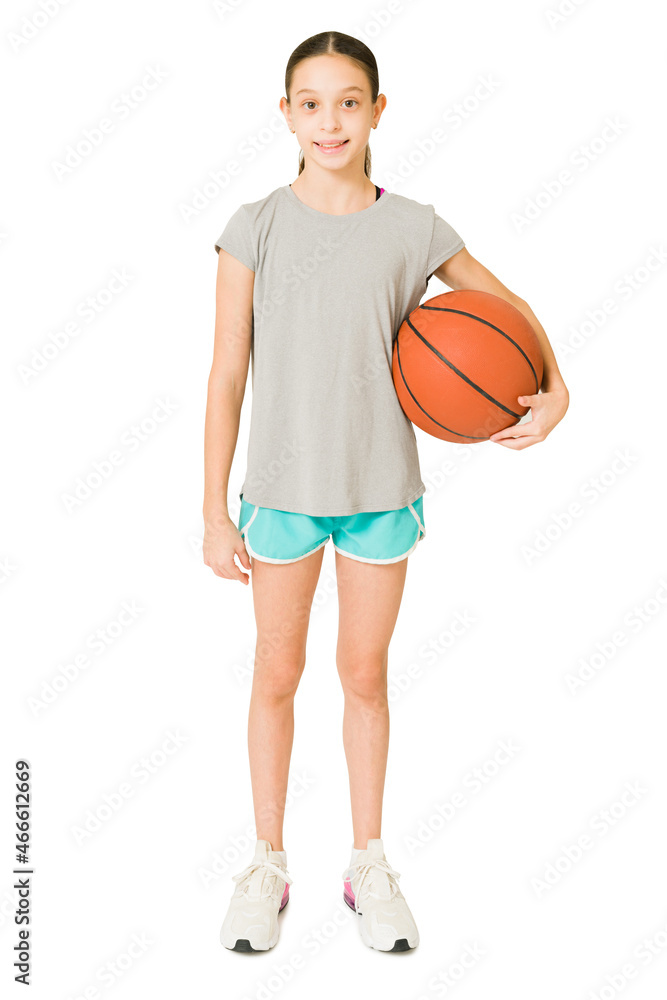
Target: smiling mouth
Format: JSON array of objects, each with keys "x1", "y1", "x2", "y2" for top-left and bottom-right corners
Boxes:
[{"x1": 314, "y1": 140, "x2": 349, "y2": 147}]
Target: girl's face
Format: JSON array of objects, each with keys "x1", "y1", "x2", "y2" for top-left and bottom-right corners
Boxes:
[{"x1": 283, "y1": 54, "x2": 383, "y2": 172}]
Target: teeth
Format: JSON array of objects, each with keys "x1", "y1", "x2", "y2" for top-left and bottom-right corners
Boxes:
[{"x1": 318, "y1": 141, "x2": 345, "y2": 147}]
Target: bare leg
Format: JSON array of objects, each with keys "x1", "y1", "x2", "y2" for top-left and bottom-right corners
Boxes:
[
  {"x1": 334, "y1": 550, "x2": 409, "y2": 850},
  {"x1": 247, "y1": 546, "x2": 325, "y2": 852}
]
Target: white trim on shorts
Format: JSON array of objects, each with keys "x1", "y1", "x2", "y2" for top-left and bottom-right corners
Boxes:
[
  {"x1": 240, "y1": 498, "x2": 426, "y2": 566},
  {"x1": 333, "y1": 502, "x2": 426, "y2": 564},
  {"x1": 240, "y1": 505, "x2": 329, "y2": 564},
  {"x1": 245, "y1": 537, "x2": 329, "y2": 564},
  {"x1": 408, "y1": 502, "x2": 426, "y2": 538}
]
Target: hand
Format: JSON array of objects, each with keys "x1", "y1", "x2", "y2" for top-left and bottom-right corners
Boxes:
[
  {"x1": 489, "y1": 387, "x2": 569, "y2": 450},
  {"x1": 203, "y1": 511, "x2": 252, "y2": 584}
]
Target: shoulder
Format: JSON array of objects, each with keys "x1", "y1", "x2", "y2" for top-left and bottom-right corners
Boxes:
[
  {"x1": 234, "y1": 186, "x2": 285, "y2": 225},
  {"x1": 215, "y1": 187, "x2": 286, "y2": 264},
  {"x1": 380, "y1": 190, "x2": 437, "y2": 228},
  {"x1": 385, "y1": 190, "x2": 434, "y2": 212}
]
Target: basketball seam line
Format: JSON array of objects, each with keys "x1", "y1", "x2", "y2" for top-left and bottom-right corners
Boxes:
[
  {"x1": 395, "y1": 336, "x2": 487, "y2": 440},
  {"x1": 406, "y1": 316, "x2": 522, "y2": 418},
  {"x1": 420, "y1": 305, "x2": 540, "y2": 392}
]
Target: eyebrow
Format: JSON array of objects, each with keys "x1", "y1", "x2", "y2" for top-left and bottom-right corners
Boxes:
[{"x1": 295, "y1": 86, "x2": 365, "y2": 96}]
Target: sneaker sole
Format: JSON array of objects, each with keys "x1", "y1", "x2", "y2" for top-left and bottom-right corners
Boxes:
[
  {"x1": 343, "y1": 893, "x2": 417, "y2": 951},
  {"x1": 222, "y1": 894, "x2": 289, "y2": 951}
]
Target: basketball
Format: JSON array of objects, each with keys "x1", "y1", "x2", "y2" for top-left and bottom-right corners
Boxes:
[{"x1": 392, "y1": 289, "x2": 544, "y2": 443}]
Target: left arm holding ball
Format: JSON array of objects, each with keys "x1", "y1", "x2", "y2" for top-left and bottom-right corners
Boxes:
[{"x1": 432, "y1": 248, "x2": 569, "y2": 450}]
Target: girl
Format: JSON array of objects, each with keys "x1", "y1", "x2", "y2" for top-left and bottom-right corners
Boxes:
[{"x1": 203, "y1": 31, "x2": 569, "y2": 954}]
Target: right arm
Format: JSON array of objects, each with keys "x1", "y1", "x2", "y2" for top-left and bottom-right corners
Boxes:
[{"x1": 202, "y1": 248, "x2": 254, "y2": 584}]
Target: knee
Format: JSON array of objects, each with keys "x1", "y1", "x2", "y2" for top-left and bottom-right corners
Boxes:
[
  {"x1": 337, "y1": 654, "x2": 388, "y2": 705},
  {"x1": 253, "y1": 648, "x2": 305, "y2": 699}
]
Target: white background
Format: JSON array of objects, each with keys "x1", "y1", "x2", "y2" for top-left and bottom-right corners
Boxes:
[{"x1": 2, "y1": 0, "x2": 666, "y2": 997}]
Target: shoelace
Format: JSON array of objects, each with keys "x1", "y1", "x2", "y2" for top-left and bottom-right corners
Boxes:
[
  {"x1": 343, "y1": 858, "x2": 401, "y2": 913},
  {"x1": 233, "y1": 860, "x2": 293, "y2": 903}
]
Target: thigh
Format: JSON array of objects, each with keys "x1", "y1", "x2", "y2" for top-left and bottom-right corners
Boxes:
[
  {"x1": 250, "y1": 545, "x2": 326, "y2": 677},
  {"x1": 335, "y1": 548, "x2": 408, "y2": 668}
]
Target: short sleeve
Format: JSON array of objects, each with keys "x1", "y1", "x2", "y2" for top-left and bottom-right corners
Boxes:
[
  {"x1": 426, "y1": 211, "x2": 465, "y2": 280},
  {"x1": 214, "y1": 205, "x2": 256, "y2": 271}
]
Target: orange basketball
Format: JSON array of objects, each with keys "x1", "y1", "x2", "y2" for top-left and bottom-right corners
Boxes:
[{"x1": 392, "y1": 290, "x2": 544, "y2": 443}]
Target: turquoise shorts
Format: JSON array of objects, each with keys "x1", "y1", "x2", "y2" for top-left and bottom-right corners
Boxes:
[{"x1": 238, "y1": 494, "x2": 426, "y2": 565}]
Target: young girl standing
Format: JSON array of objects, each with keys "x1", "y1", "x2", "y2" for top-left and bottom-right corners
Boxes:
[{"x1": 203, "y1": 31, "x2": 569, "y2": 954}]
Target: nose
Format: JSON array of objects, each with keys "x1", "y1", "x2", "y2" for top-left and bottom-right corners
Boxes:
[{"x1": 318, "y1": 108, "x2": 342, "y2": 134}]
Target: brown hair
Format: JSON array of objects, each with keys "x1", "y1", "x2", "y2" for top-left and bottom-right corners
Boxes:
[{"x1": 284, "y1": 31, "x2": 379, "y2": 178}]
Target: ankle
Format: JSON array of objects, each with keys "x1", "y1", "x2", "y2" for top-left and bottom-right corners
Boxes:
[
  {"x1": 353, "y1": 836, "x2": 379, "y2": 851},
  {"x1": 259, "y1": 838, "x2": 284, "y2": 852}
]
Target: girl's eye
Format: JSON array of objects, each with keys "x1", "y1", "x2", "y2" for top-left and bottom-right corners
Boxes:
[{"x1": 302, "y1": 99, "x2": 358, "y2": 110}]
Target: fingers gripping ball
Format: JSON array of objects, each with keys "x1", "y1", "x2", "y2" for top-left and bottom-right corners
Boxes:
[{"x1": 392, "y1": 290, "x2": 544, "y2": 443}]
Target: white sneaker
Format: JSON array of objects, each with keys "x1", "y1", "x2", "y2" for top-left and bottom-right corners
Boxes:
[
  {"x1": 342, "y1": 839, "x2": 419, "y2": 951},
  {"x1": 220, "y1": 839, "x2": 292, "y2": 951}
]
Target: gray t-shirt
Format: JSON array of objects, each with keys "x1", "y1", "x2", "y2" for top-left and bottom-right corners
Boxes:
[{"x1": 214, "y1": 183, "x2": 465, "y2": 516}]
